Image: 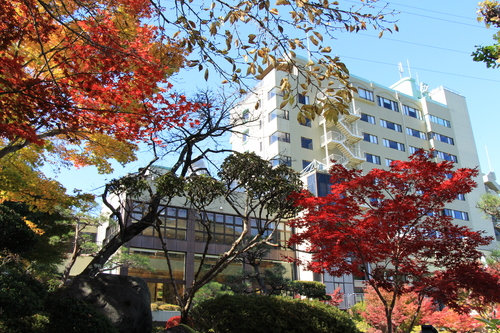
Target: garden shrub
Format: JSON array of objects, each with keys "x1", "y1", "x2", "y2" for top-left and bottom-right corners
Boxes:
[
  {"x1": 191, "y1": 294, "x2": 360, "y2": 333},
  {"x1": 291, "y1": 280, "x2": 327, "y2": 299},
  {"x1": 44, "y1": 291, "x2": 119, "y2": 333},
  {"x1": 158, "y1": 303, "x2": 181, "y2": 311}
]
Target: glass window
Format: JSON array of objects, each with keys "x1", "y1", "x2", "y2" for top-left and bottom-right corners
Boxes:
[
  {"x1": 268, "y1": 87, "x2": 283, "y2": 100},
  {"x1": 269, "y1": 131, "x2": 290, "y2": 144},
  {"x1": 377, "y1": 96, "x2": 399, "y2": 111},
  {"x1": 385, "y1": 158, "x2": 395, "y2": 167},
  {"x1": 409, "y1": 146, "x2": 420, "y2": 154},
  {"x1": 363, "y1": 133, "x2": 378, "y2": 144},
  {"x1": 380, "y1": 119, "x2": 402, "y2": 132},
  {"x1": 383, "y1": 139, "x2": 405, "y2": 151},
  {"x1": 406, "y1": 127, "x2": 426, "y2": 139},
  {"x1": 300, "y1": 117, "x2": 312, "y2": 127},
  {"x1": 443, "y1": 209, "x2": 469, "y2": 221},
  {"x1": 268, "y1": 109, "x2": 289, "y2": 121},
  {"x1": 242, "y1": 130, "x2": 249, "y2": 144},
  {"x1": 360, "y1": 113, "x2": 375, "y2": 124},
  {"x1": 403, "y1": 105, "x2": 421, "y2": 119},
  {"x1": 302, "y1": 160, "x2": 312, "y2": 169},
  {"x1": 427, "y1": 115, "x2": 451, "y2": 128},
  {"x1": 242, "y1": 109, "x2": 250, "y2": 121},
  {"x1": 271, "y1": 155, "x2": 292, "y2": 167},
  {"x1": 301, "y1": 137, "x2": 313, "y2": 149},
  {"x1": 436, "y1": 150, "x2": 458, "y2": 162},
  {"x1": 358, "y1": 87, "x2": 374, "y2": 101},
  {"x1": 365, "y1": 153, "x2": 381, "y2": 165},
  {"x1": 298, "y1": 93, "x2": 309, "y2": 104},
  {"x1": 428, "y1": 132, "x2": 454, "y2": 145}
]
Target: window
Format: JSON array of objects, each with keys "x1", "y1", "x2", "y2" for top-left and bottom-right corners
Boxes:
[
  {"x1": 360, "y1": 113, "x2": 375, "y2": 124},
  {"x1": 380, "y1": 119, "x2": 402, "y2": 132},
  {"x1": 385, "y1": 158, "x2": 395, "y2": 167},
  {"x1": 302, "y1": 160, "x2": 312, "y2": 169},
  {"x1": 365, "y1": 153, "x2": 381, "y2": 165},
  {"x1": 242, "y1": 130, "x2": 249, "y2": 144},
  {"x1": 409, "y1": 146, "x2": 420, "y2": 154},
  {"x1": 269, "y1": 131, "x2": 290, "y2": 144},
  {"x1": 428, "y1": 132, "x2": 454, "y2": 145},
  {"x1": 300, "y1": 117, "x2": 312, "y2": 127},
  {"x1": 155, "y1": 206, "x2": 188, "y2": 240},
  {"x1": 403, "y1": 105, "x2": 421, "y2": 119},
  {"x1": 242, "y1": 109, "x2": 250, "y2": 121},
  {"x1": 301, "y1": 137, "x2": 313, "y2": 149},
  {"x1": 436, "y1": 150, "x2": 457, "y2": 162},
  {"x1": 363, "y1": 133, "x2": 378, "y2": 144},
  {"x1": 358, "y1": 87, "x2": 374, "y2": 101},
  {"x1": 268, "y1": 87, "x2": 283, "y2": 100},
  {"x1": 383, "y1": 139, "x2": 405, "y2": 151},
  {"x1": 406, "y1": 128, "x2": 426, "y2": 139},
  {"x1": 427, "y1": 115, "x2": 451, "y2": 128},
  {"x1": 443, "y1": 209, "x2": 469, "y2": 221},
  {"x1": 377, "y1": 96, "x2": 399, "y2": 111},
  {"x1": 457, "y1": 193, "x2": 465, "y2": 201},
  {"x1": 271, "y1": 155, "x2": 292, "y2": 167},
  {"x1": 268, "y1": 109, "x2": 289, "y2": 121},
  {"x1": 298, "y1": 93, "x2": 309, "y2": 104}
]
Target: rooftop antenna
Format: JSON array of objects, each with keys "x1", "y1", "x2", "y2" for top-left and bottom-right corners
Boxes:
[
  {"x1": 406, "y1": 59, "x2": 412, "y2": 78},
  {"x1": 486, "y1": 145, "x2": 494, "y2": 171},
  {"x1": 398, "y1": 62, "x2": 403, "y2": 79}
]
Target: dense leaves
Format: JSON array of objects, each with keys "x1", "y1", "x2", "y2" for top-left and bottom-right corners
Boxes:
[
  {"x1": 473, "y1": 1, "x2": 500, "y2": 68},
  {"x1": 0, "y1": 0, "x2": 195, "y2": 157},
  {"x1": 191, "y1": 294, "x2": 360, "y2": 333},
  {"x1": 289, "y1": 150, "x2": 498, "y2": 333}
]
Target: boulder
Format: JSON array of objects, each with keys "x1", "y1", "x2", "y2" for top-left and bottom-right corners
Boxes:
[{"x1": 65, "y1": 274, "x2": 152, "y2": 333}]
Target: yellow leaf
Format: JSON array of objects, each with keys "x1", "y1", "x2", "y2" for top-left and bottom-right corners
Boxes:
[{"x1": 309, "y1": 35, "x2": 319, "y2": 46}]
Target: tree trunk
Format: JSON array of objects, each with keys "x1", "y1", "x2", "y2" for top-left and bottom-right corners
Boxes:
[{"x1": 79, "y1": 197, "x2": 161, "y2": 276}]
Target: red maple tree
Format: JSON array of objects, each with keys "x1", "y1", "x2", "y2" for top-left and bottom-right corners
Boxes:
[
  {"x1": 0, "y1": 0, "x2": 198, "y2": 161},
  {"x1": 289, "y1": 150, "x2": 499, "y2": 333}
]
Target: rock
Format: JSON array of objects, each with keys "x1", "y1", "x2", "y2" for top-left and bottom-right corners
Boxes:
[{"x1": 64, "y1": 274, "x2": 152, "y2": 333}]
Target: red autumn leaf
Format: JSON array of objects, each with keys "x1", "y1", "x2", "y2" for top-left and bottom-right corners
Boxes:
[{"x1": 288, "y1": 150, "x2": 499, "y2": 333}]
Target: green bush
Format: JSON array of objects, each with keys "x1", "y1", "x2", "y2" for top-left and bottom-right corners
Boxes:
[
  {"x1": 291, "y1": 280, "x2": 327, "y2": 299},
  {"x1": 158, "y1": 303, "x2": 181, "y2": 311},
  {"x1": 44, "y1": 292, "x2": 119, "y2": 333},
  {"x1": 0, "y1": 268, "x2": 47, "y2": 319},
  {"x1": 191, "y1": 294, "x2": 360, "y2": 333}
]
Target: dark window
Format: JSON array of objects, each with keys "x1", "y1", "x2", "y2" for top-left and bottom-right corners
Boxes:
[
  {"x1": 358, "y1": 87, "x2": 374, "y2": 101},
  {"x1": 301, "y1": 137, "x2": 313, "y2": 149},
  {"x1": 298, "y1": 93, "x2": 309, "y2": 104},
  {"x1": 360, "y1": 113, "x2": 375, "y2": 124},
  {"x1": 365, "y1": 153, "x2": 381, "y2": 165},
  {"x1": 377, "y1": 96, "x2": 399, "y2": 111}
]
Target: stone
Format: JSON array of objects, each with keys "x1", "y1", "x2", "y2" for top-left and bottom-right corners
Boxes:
[{"x1": 64, "y1": 274, "x2": 152, "y2": 333}]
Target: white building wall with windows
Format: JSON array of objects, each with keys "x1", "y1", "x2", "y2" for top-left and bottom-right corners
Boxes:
[{"x1": 230, "y1": 60, "x2": 497, "y2": 305}]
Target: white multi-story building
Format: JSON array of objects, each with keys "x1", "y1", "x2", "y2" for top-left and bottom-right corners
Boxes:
[{"x1": 231, "y1": 59, "x2": 497, "y2": 307}]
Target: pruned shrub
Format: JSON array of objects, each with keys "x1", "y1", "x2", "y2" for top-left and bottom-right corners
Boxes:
[
  {"x1": 191, "y1": 294, "x2": 360, "y2": 333},
  {"x1": 291, "y1": 280, "x2": 327, "y2": 299}
]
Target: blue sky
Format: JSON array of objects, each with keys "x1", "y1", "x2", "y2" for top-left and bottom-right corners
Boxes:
[{"x1": 49, "y1": 0, "x2": 500, "y2": 195}]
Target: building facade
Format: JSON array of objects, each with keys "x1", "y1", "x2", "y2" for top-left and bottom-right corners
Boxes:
[{"x1": 230, "y1": 59, "x2": 497, "y2": 307}]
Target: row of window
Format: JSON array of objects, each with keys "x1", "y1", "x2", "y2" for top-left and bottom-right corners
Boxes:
[
  {"x1": 358, "y1": 88, "x2": 423, "y2": 120},
  {"x1": 361, "y1": 110, "x2": 451, "y2": 132},
  {"x1": 364, "y1": 129, "x2": 454, "y2": 146},
  {"x1": 366, "y1": 147, "x2": 458, "y2": 165},
  {"x1": 410, "y1": 147, "x2": 458, "y2": 162}
]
